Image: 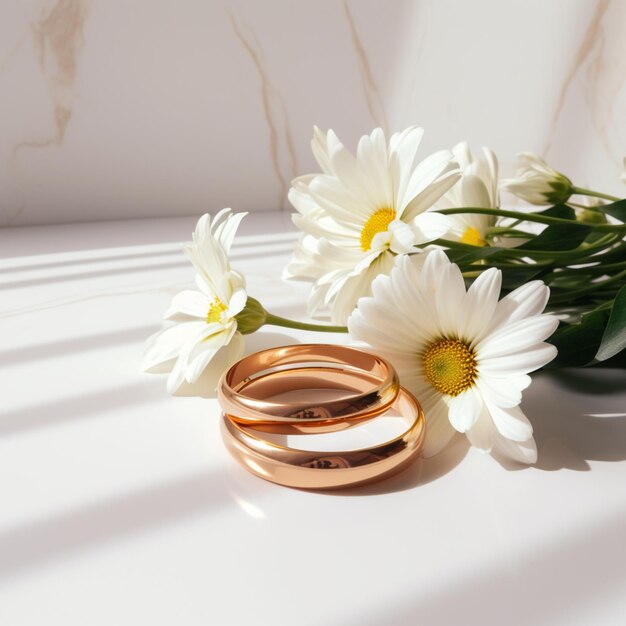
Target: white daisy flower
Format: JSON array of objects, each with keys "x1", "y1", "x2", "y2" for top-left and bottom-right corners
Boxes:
[
  {"x1": 434, "y1": 142, "x2": 499, "y2": 246},
  {"x1": 501, "y1": 152, "x2": 572, "y2": 205},
  {"x1": 142, "y1": 209, "x2": 248, "y2": 394},
  {"x1": 285, "y1": 126, "x2": 461, "y2": 324},
  {"x1": 348, "y1": 249, "x2": 559, "y2": 464}
]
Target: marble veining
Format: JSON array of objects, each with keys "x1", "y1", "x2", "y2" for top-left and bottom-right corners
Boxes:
[
  {"x1": 582, "y1": 0, "x2": 626, "y2": 165},
  {"x1": 16, "y1": 0, "x2": 87, "y2": 153},
  {"x1": 4, "y1": 0, "x2": 88, "y2": 226},
  {"x1": 230, "y1": 14, "x2": 297, "y2": 211},
  {"x1": 0, "y1": 0, "x2": 624, "y2": 227},
  {"x1": 343, "y1": 1, "x2": 389, "y2": 134},
  {"x1": 543, "y1": 0, "x2": 611, "y2": 156}
]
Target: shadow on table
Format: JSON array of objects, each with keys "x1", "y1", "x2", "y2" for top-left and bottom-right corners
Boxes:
[
  {"x1": 344, "y1": 503, "x2": 626, "y2": 626},
  {"x1": 0, "y1": 381, "x2": 166, "y2": 439},
  {"x1": 0, "y1": 324, "x2": 160, "y2": 368},
  {"x1": 0, "y1": 470, "x2": 233, "y2": 582},
  {"x1": 0, "y1": 242, "x2": 298, "y2": 291},
  {"x1": 500, "y1": 368, "x2": 626, "y2": 472},
  {"x1": 326, "y1": 435, "x2": 470, "y2": 497},
  {"x1": 0, "y1": 259, "x2": 190, "y2": 291},
  {"x1": 334, "y1": 366, "x2": 626, "y2": 492}
]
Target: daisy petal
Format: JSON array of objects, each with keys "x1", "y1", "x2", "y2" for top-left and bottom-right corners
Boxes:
[
  {"x1": 307, "y1": 281, "x2": 331, "y2": 317},
  {"x1": 332, "y1": 252, "x2": 395, "y2": 324},
  {"x1": 354, "y1": 128, "x2": 393, "y2": 208},
  {"x1": 185, "y1": 344, "x2": 222, "y2": 384},
  {"x1": 389, "y1": 126, "x2": 424, "y2": 171},
  {"x1": 215, "y1": 211, "x2": 247, "y2": 254},
  {"x1": 349, "y1": 301, "x2": 422, "y2": 354},
  {"x1": 476, "y1": 376, "x2": 523, "y2": 408},
  {"x1": 403, "y1": 169, "x2": 461, "y2": 220},
  {"x1": 486, "y1": 401, "x2": 533, "y2": 442},
  {"x1": 422, "y1": 396, "x2": 457, "y2": 457},
  {"x1": 481, "y1": 146, "x2": 499, "y2": 203},
  {"x1": 401, "y1": 150, "x2": 459, "y2": 217},
  {"x1": 477, "y1": 315, "x2": 560, "y2": 360},
  {"x1": 490, "y1": 281, "x2": 550, "y2": 331},
  {"x1": 309, "y1": 176, "x2": 367, "y2": 225},
  {"x1": 388, "y1": 220, "x2": 417, "y2": 254},
  {"x1": 448, "y1": 387, "x2": 483, "y2": 432},
  {"x1": 142, "y1": 322, "x2": 204, "y2": 371},
  {"x1": 166, "y1": 352, "x2": 191, "y2": 395},
  {"x1": 458, "y1": 267, "x2": 501, "y2": 342},
  {"x1": 460, "y1": 173, "x2": 491, "y2": 208},
  {"x1": 412, "y1": 212, "x2": 451, "y2": 243},
  {"x1": 164, "y1": 290, "x2": 210, "y2": 320},
  {"x1": 480, "y1": 342, "x2": 557, "y2": 376},
  {"x1": 515, "y1": 374, "x2": 532, "y2": 390},
  {"x1": 185, "y1": 323, "x2": 237, "y2": 383},
  {"x1": 311, "y1": 126, "x2": 333, "y2": 174},
  {"x1": 493, "y1": 431, "x2": 537, "y2": 464},
  {"x1": 466, "y1": 406, "x2": 494, "y2": 452},
  {"x1": 289, "y1": 178, "x2": 320, "y2": 215},
  {"x1": 435, "y1": 261, "x2": 466, "y2": 337},
  {"x1": 227, "y1": 331, "x2": 245, "y2": 363},
  {"x1": 227, "y1": 288, "x2": 248, "y2": 317}
]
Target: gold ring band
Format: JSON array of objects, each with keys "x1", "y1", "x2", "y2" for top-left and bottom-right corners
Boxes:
[
  {"x1": 217, "y1": 344, "x2": 399, "y2": 430},
  {"x1": 221, "y1": 383, "x2": 425, "y2": 490},
  {"x1": 225, "y1": 365, "x2": 398, "y2": 434}
]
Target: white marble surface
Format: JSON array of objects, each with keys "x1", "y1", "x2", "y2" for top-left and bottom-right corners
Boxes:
[
  {"x1": 1, "y1": 213, "x2": 626, "y2": 625},
  {"x1": 1, "y1": 0, "x2": 625, "y2": 226}
]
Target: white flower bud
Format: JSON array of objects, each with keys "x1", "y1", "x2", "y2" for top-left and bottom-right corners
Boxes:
[{"x1": 501, "y1": 152, "x2": 572, "y2": 205}]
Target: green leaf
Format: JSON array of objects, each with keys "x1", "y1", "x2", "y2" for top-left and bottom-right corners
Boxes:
[
  {"x1": 584, "y1": 230, "x2": 609, "y2": 245},
  {"x1": 598, "y1": 199, "x2": 626, "y2": 223},
  {"x1": 592, "y1": 243, "x2": 626, "y2": 264},
  {"x1": 518, "y1": 203, "x2": 592, "y2": 252},
  {"x1": 499, "y1": 266, "x2": 545, "y2": 291},
  {"x1": 536, "y1": 204, "x2": 577, "y2": 220},
  {"x1": 444, "y1": 245, "x2": 506, "y2": 265},
  {"x1": 518, "y1": 222, "x2": 592, "y2": 251},
  {"x1": 548, "y1": 306, "x2": 612, "y2": 367},
  {"x1": 594, "y1": 349, "x2": 626, "y2": 368},
  {"x1": 596, "y1": 285, "x2": 626, "y2": 361}
]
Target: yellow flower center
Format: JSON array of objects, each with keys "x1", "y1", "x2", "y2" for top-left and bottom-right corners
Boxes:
[
  {"x1": 207, "y1": 297, "x2": 227, "y2": 324},
  {"x1": 360, "y1": 208, "x2": 396, "y2": 251},
  {"x1": 422, "y1": 338, "x2": 477, "y2": 396},
  {"x1": 460, "y1": 226, "x2": 487, "y2": 247}
]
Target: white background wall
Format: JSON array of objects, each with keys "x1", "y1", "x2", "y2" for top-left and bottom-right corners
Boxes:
[{"x1": 1, "y1": 0, "x2": 624, "y2": 227}]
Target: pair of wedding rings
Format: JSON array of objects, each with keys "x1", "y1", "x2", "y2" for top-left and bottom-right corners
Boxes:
[{"x1": 217, "y1": 344, "x2": 426, "y2": 490}]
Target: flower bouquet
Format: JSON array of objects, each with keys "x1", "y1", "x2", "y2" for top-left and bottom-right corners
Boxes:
[{"x1": 143, "y1": 127, "x2": 626, "y2": 466}]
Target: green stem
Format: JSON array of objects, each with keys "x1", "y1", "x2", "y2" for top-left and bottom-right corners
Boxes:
[
  {"x1": 264, "y1": 312, "x2": 348, "y2": 333},
  {"x1": 549, "y1": 260, "x2": 626, "y2": 276},
  {"x1": 486, "y1": 226, "x2": 533, "y2": 237},
  {"x1": 432, "y1": 232, "x2": 620, "y2": 261},
  {"x1": 567, "y1": 201, "x2": 603, "y2": 211},
  {"x1": 571, "y1": 186, "x2": 621, "y2": 203},
  {"x1": 438, "y1": 207, "x2": 626, "y2": 231},
  {"x1": 548, "y1": 269, "x2": 626, "y2": 304}
]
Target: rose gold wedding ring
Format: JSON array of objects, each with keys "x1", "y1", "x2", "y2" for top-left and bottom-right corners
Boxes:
[
  {"x1": 225, "y1": 365, "x2": 394, "y2": 434},
  {"x1": 220, "y1": 384, "x2": 425, "y2": 490},
  {"x1": 217, "y1": 344, "x2": 399, "y2": 432}
]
